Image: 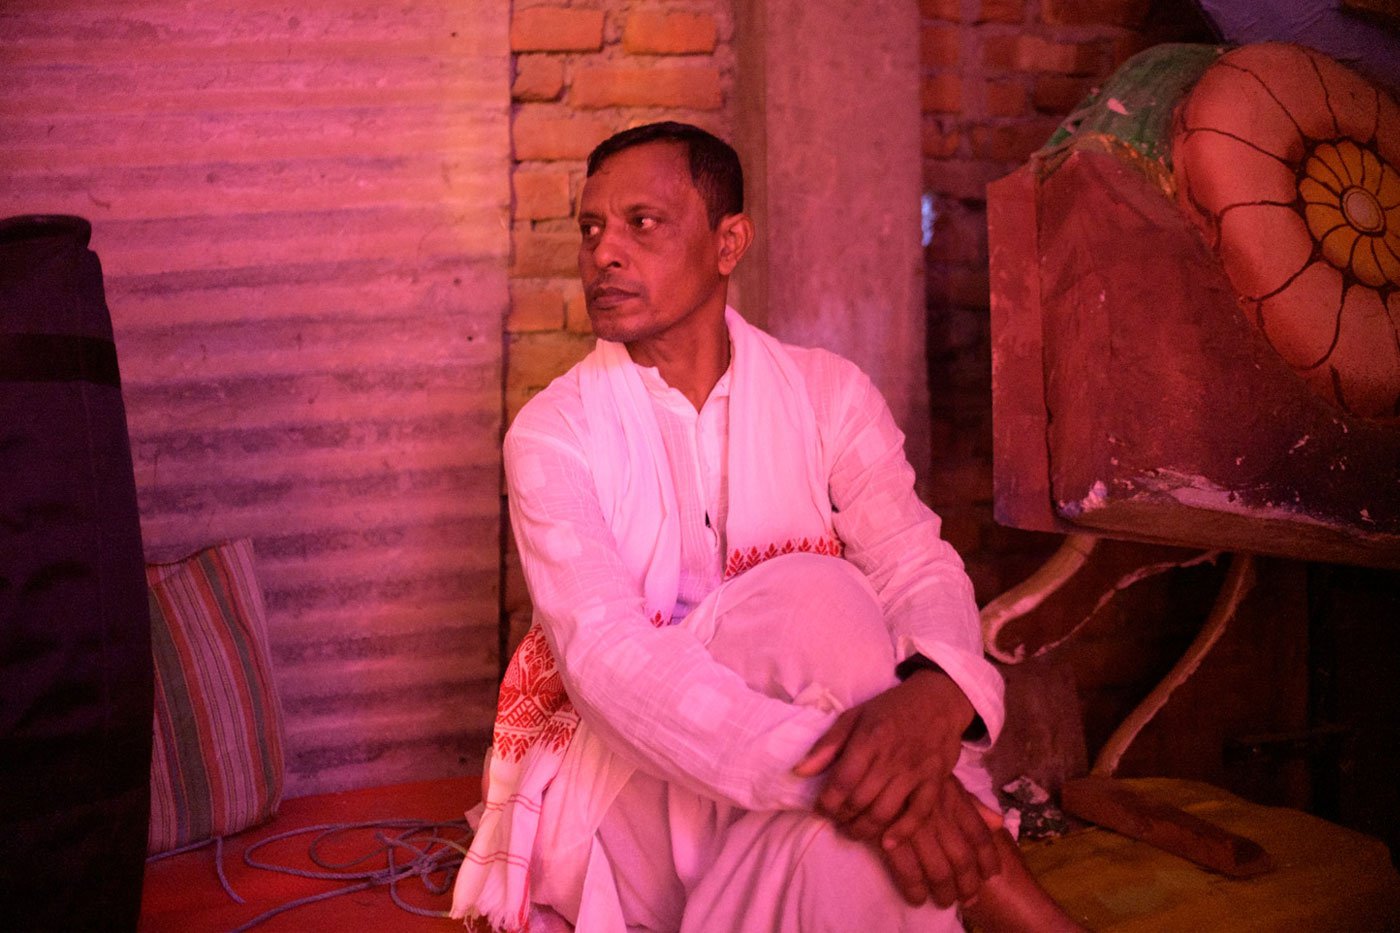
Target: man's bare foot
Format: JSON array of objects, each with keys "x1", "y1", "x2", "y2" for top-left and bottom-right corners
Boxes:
[{"x1": 959, "y1": 827, "x2": 1086, "y2": 932}]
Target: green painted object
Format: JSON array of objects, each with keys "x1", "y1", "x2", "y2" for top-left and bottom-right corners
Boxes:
[{"x1": 1037, "y1": 43, "x2": 1226, "y2": 192}]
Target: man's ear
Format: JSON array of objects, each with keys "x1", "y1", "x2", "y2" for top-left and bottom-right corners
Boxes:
[{"x1": 716, "y1": 213, "x2": 754, "y2": 275}]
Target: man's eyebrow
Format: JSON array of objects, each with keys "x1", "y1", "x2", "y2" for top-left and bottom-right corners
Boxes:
[
  {"x1": 576, "y1": 197, "x2": 675, "y2": 223},
  {"x1": 581, "y1": 198, "x2": 670, "y2": 215}
]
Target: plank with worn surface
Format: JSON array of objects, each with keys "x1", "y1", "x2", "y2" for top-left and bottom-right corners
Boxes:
[{"x1": 1022, "y1": 778, "x2": 1400, "y2": 931}]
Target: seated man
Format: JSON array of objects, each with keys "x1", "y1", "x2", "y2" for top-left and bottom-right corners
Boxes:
[{"x1": 453, "y1": 122, "x2": 1078, "y2": 932}]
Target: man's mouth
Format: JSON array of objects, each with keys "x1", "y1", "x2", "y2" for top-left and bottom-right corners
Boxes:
[{"x1": 587, "y1": 283, "x2": 641, "y2": 309}]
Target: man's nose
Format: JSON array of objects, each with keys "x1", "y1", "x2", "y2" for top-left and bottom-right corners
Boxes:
[{"x1": 589, "y1": 226, "x2": 626, "y2": 269}]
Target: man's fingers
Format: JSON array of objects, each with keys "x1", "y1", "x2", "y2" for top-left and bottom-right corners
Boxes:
[
  {"x1": 880, "y1": 843, "x2": 928, "y2": 906},
  {"x1": 907, "y1": 826, "x2": 960, "y2": 908},
  {"x1": 814, "y1": 717, "x2": 885, "y2": 818},
  {"x1": 918, "y1": 780, "x2": 990, "y2": 903},
  {"x1": 839, "y1": 774, "x2": 916, "y2": 840},
  {"x1": 945, "y1": 781, "x2": 1002, "y2": 881},
  {"x1": 793, "y1": 709, "x2": 858, "y2": 777},
  {"x1": 880, "y1": 779, "x2": 939, "y2": 849},
  {"x1": 820, "y1": 743, "x2": 899, "y2": 824}
]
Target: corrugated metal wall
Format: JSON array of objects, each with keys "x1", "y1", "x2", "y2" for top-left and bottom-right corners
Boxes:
[{"x1": 0, "y1": 2, "x2": 510, "y2": 795}]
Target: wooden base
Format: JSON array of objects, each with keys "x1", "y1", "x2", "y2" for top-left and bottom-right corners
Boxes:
[{"x1": 1022, "y1": 779, "x2": 1400, "y2": 931}]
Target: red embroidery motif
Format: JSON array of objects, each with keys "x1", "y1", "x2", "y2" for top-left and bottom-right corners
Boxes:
[
  {"x1": 492, "y1": 626, "x2": 575, "y2": 763},
  {"x1": 724, "y1": 533, "x2": 843, "y2": 579},
  {"x1": 493, "y1": 607, "x2": 671, "y2": 763}
]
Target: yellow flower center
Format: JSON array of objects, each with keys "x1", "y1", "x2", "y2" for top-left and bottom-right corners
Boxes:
[{"x1": 1341, "y1": 186, "x2": 1385, "y2": 234}]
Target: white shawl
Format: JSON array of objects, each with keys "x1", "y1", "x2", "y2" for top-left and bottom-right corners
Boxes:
[{"x1": 452, "y1": 309, "x2": 842, "y2": 930}]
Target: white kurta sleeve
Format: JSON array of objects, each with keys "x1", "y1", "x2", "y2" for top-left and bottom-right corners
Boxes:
[
  {"x1": 815, "y1": 355, "x2": 1006, "y2": 747},
  {"x1": 505, "y1": 411, "x2": 836, "y2": 813}
]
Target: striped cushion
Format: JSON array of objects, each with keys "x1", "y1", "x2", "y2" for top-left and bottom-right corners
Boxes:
[{"x1": 146, "y1": 539, "x2": 285, "y2": 854}]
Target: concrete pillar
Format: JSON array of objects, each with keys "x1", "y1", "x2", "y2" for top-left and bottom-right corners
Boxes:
[{"x1": 734, "y1": 0, "x2": 930, "y2": 477}]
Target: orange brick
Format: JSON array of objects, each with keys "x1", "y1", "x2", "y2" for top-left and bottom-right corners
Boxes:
[
  {"x1": 922, "y1": 120, "x2": 960, "y2": 158},
  {"x1": 922, "y1": 158, "x2": 1005, "y2": 200},
  {"x1": 514, "y1": 170, "x2": 572, "y2": 220},
  {"x1": 570, "y1": 63, "x2": 722, "y2": 110},
  {"x1": 977, "y1": 0, "x2": 1025, "y2": 22},
  {"x1": 970, "y1": 120, "x2": 1059, "y2": 162},
  {"x1": 920, "y1": 0, "x2": 961, "y2": 21},
  {"x1": 1027, "y1": 35, "x2": 1104, "y2": 74},
  {"x1": 986, "y1": 80, "x2": 1028, "y2": 117},
  {"x1": 508, "y1": 285, "x2": 566, "y2": 332},
  {"x1": 921, "y1": 73, "x2": 962, "y2": 114},
  {"x1": 1042, "y1": 0, "x2": 1149, "y2": 28},
  {"x1": 922, "y1": 24, "x2": 959, "y2": 68},
  {"x1": 618, "y1": 114, "x2": 730, "y2": 141},
  {"x1": 506, "y1": 332, "x2": 596, "y2": 423},
  {"x1": 565, "y1": 288, "x2": 591, "y2": 333},
  {"x1": 513, "y1": 55, "x2": 565, "y2": 102},
  {"x1": 1033, "y1": 75, "x2": 1096, "y2": 113},
  {"x1": 513, "y1": 112, "x2": 614, "y2": 161},
  {"x1": 1111, "y1": 33, "x2": 1152, "y2": 69},
  {"x1": 984, "y1": 34, "x2": 1102, "y2": 75},
  {"x1": 623, "y1": 12, "x2": 717, "y2": 54},
  {"x1": 982, "y1": 35, "x2": 1018, "y2": 70},
  {"x1": 968, "y1": 127, "x2": 997, "y2": 159},
  {"x1": 511, "y1": 230, "x2": 579, "y2": 277},
  {"x1": 511, "y1": 7, "x2": 605, "y2": 52}
]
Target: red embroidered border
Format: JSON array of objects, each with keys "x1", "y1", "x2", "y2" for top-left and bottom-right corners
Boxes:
[
  {"x1": 493, "y1": 606, "x2": 671, "y2": 764},
  {"x1": 493, "y1": 626, "x2": 571, "y2": 763},
  {"x1": 494, "y1": 534, "x2": 837, "y2": 766},
  {"x1": 724, "y1": 533, "x2": 844, "y2": 579}
]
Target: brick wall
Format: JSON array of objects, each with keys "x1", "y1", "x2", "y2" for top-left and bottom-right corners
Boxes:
[
  {"x1": 919, "y1": 0, "x2": 1214, "y2": 604},
  {"x1": 502, "y1": 1, "x2": 737, "y2": 649}
]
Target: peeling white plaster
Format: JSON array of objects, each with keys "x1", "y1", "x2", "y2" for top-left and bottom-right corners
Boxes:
[
  {"x1": 1060, "y1": 479, "x2": 1109, "y2": 518},
  {"x1": 1144, "y1": 469, "x2": 1339, "y2": 530}
]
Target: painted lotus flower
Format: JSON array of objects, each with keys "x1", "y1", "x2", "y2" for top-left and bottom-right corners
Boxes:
[
  {"x1": 1174, "y1": 43, "x2": 1400, "y2": 418},
  {"x1": 1299, "y1": 139, "x2": 1400, "y2": 288}
]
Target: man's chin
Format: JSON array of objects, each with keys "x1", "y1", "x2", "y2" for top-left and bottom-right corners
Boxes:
[{"x1": 586, "y1": 314, "x2": 632, "y2": 343}]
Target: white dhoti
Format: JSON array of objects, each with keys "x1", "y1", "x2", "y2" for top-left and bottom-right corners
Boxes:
[{"x1": 526, "y1": 554, "x2": 996, "y2": 932}]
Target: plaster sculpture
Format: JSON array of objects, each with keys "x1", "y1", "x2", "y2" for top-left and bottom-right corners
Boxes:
[
  {"x1": 988, "y1": 42, "x2": 1400, "y2": 573},
  {"x1": 985, "y1": 42, "x2": 1399, "y2": 774}
]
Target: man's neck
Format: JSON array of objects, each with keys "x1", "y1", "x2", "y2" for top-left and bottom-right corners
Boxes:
[{"x1": 626, "y1": 311, "x2": 731, "y2": 410}]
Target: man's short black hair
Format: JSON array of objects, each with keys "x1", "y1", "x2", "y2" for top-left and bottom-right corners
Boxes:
[{"x1": 586, "y1": 121, "x2": 743, "y2": 228}]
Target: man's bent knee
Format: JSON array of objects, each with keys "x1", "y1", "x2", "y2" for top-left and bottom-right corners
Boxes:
[{"x1": 703, "y1": 553, "x2": 896, "y2": 709}]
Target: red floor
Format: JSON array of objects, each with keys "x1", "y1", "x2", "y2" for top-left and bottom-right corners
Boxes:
[{"x1": 140, "y1": 776, "x2": 483, "y2": 932}]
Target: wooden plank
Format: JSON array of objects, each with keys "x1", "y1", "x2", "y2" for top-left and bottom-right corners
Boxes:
[{"x1": 1061, "y1": 776, "x2": 1274, "y2": 878}]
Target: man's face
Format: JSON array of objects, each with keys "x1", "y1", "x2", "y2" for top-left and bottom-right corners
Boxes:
[{"x1": 577, "y1": 141, "x2": 729, "y2": 348}]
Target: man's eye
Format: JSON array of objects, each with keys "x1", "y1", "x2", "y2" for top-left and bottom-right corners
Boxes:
[
  {"x1": 633, "y1": 216, "x2": 657, "y2": 231},
  {"x1": 580, "y1": 223, "x2": 600, "y2": 238}
]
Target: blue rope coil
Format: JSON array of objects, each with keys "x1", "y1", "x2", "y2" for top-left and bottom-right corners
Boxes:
[{"x1": 147, "y1": 818, "x2": 474, "y2": 930}]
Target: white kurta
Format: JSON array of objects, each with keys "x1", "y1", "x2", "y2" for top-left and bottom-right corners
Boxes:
[{"x1": 502, "y1": 336, "x2": 1004, "y2": 930}]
